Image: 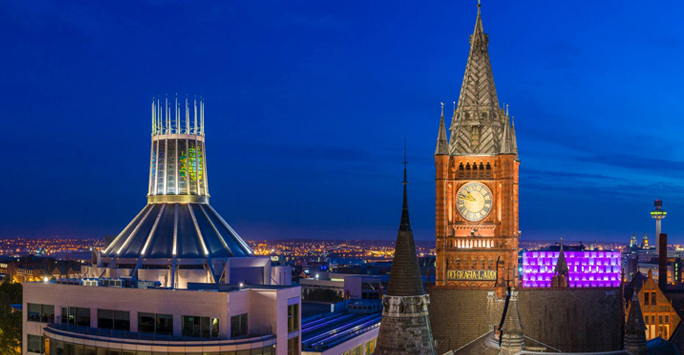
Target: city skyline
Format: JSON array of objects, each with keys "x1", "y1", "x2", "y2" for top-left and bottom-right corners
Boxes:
[{"x1": 3, "y1": 1, "x2": 684, "y2": 242}]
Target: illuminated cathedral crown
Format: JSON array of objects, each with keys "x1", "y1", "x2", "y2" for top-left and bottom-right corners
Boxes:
[
  {"x1": 148, "y1": 96, "x2": 209, "y2": 203},
  {"x1": 100, "y1": 96, "x2": 253, "y2": 283}
]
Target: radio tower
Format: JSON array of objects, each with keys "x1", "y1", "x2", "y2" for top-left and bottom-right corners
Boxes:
[{"x1": 651, "y1": 200, "x2": 667, "y2": 256}]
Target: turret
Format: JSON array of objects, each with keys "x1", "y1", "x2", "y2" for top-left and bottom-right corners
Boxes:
[
  {"x1": 624, "y1": 291, "x2": 647, "y2": 355},
  {"x1": 435, "y1": 103, "x2": 449, "y2": 155}
]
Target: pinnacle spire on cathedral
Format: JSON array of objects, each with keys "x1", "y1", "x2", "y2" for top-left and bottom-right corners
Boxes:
[
  {"x1": 386, "y1": 144, "x2": 424, "y2": 296},
  {"x1": 435, "y1": 103, "x2": 449, "y2": 155},
  {"x1": 511, "y1": 117, "x2": 519, "y2": 161}
]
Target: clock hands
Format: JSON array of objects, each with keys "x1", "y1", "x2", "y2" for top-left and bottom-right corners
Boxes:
[{"x1": 458, "y1": 193, "x2": 476, "y2": 202}]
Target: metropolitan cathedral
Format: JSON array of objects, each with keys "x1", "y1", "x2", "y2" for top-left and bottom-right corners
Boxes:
[{"x1": 374, "y1": 2, "x2": 656, "y2": 355}]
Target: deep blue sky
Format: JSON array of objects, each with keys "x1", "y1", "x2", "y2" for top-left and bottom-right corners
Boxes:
[{"x1": 3, "y1": 0, "x2": 684, "y2": 243}]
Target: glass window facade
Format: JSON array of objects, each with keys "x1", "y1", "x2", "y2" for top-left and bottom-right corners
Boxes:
[
  {"x1": 62, "y1": 307, "x2": 90, "y2": 327},
  {"x1": 97, "y1": 310, "x2": 130, "y2": 331},
  {"x1": 230, "y1": 314, "x2": 248, "y2": 338},
  {"x1": 182, "y1": 316, "x2": 219, "y2": 338},
  {"x1": 28, "y1": 304, "x2": 54, "y2": 323},
  {"x1": 287, "y1": 304, "x2": 298, "y2": 333},
  {"x1": 287, "y1": 337, "x2": 299, "y2": 355},
  {"x1": 522, "y1": 251, "x2": 621, "y2": 288},
  {"x1": 28, "y1": 335, "x2": 44, "y2": 354},
  {"x1": 138, "y1": 313, "x2": 173, "y2": 335}
]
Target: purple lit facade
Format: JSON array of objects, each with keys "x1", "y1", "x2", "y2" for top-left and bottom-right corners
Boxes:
[{"x1": 522, "y1": 251, "x2": 621, "y2": 288}]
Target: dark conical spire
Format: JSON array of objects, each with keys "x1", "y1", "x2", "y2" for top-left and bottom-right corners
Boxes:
[
  {"x1": 435, "y1": 103, "x2": 449, "y2": 155},
  {"x1": 499, "y1": 289, "x2": 524, "y2": 355},
  {"x1": 387, "y1": 142, "x2": 424, "y2": 296},
  {"x1": 624, "y1": 291, "x2": 647, "y2": 355},
  {"x1": 554, "y1": 242, "x2": 569, "y2": 275},
  {"x1": 400, "y1": 140, "x2": 411, "y2": 232}
]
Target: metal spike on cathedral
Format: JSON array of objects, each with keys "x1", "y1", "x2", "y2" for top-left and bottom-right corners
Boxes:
[
  {"x1": 375, "y1": 148, "x2": 436, "y2": 355},
  {"x1": 91, "y1": 96, "x2": 255, "y2": 289},
  {"x1": 434, "y1": 1, "x2": 520, "y2": 289}
]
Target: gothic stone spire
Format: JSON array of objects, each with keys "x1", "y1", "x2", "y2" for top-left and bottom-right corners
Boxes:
[
  {"x1": 388, "y1": 150, "x2": 423, "y2": 296},
  {"x1": 375, "y1": 151, "x2": 436, "y2": 355},
  {"x1": 624, "y1": 291, "x2": 647, "y2": 355},
  {"x1": 552, "y1": 242, "x2": 569, "y2": 288},
  {"x1": 435, "y1": 103, "x2": 449, "y2": 155},
  {"x1": 450, "y1": 3, "x2": 503, "y2": 156}
]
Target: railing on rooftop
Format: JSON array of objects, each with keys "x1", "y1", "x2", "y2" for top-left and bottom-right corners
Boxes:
[{"x1": 45, "y1": 323, "x2": 274, "y2": 343}]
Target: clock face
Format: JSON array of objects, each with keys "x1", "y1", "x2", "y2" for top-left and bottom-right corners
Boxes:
[{"x1": 456, "y1": 182, "x2": 493, "y2": 222}]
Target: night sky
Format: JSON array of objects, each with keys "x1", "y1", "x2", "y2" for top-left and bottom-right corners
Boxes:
[{"x1": 3, "y1": 1, "x2": 684, "y2": 243}]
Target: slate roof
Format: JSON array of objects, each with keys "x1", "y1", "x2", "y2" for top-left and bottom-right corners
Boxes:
[{"x1": 386, "y1": 165, "x2": 424, "y2": 297}]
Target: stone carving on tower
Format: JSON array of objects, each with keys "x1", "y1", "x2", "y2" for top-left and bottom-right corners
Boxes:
[
  {"x1": 375, "y1": 153, "x2": 436, "y2": 355},
  {"x1": 435, "y1": 2, "x2": 520, "y2": 289}
]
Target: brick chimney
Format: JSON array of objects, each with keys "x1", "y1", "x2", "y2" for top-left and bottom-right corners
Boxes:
[{"x1": 659, "y1": 233, "x2": 668, "y2": 290}]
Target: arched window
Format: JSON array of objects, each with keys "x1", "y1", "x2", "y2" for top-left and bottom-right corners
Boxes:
[
  {"x1": 465, "y1": 163, "x2": 471, "y2": 170},
  {"x1": 479, "y1": 162, "x2": 485, "y2": 170},
  {"x1": 486, "y1": 163, "x2": 491, "y2": 170},
  {"x1": 459, "y1": 163, "x2": 464, "y2": 170},
  {"x1": 473, "y1": 163, "x2": 478, "y2": 171}
]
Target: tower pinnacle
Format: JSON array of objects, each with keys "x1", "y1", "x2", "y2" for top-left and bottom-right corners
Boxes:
[
  {"x1": 401, "y1": 139, "x2": 411, "y2": 232},
  {"x1": 435, "y1": 103, "x2": 449, "y2": 155}
]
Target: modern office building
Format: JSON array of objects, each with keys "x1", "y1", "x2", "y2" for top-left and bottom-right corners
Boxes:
[
  {"x1": 25, "y1": 280, "x2": 300, "y2": 355},
  {"x1": 521, "y1": 250, "x2": 621, "y2": 288},
  {"x1": 24, "y1": 98, "x2": 301, "y2": 355}
]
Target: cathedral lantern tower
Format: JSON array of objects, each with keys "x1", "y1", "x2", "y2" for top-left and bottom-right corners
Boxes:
[
  {"x1": 94, "y1": 96, "x2": 256, "y2": 289},
  {"x1": 435, "y1": 3, "x2": 520, "y2": 289}
]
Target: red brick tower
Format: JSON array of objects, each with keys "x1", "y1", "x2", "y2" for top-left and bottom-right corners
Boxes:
[{"x1": 434, "y1": 3, "x2": 520, "y2": 289}]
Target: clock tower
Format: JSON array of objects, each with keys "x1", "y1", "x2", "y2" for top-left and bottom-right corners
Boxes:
[{"x1": 434, "y1": 3, "x2": 520, "y2": 289}]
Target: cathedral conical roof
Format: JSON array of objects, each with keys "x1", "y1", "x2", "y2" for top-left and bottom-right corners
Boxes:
[
  {"x1": 101, "y1": 98, "x2": 253, "y2": 262},
  {"x1": 102, "y1": 203, "x2": 252, "y2": 259},
  {"x1": 386, "y1": 158, "x2": 425, "y2": 296}
]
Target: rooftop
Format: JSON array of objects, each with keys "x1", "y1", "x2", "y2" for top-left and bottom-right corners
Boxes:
[{"x1": 301, "y1": 308, "x2": 381, "y2": 351}]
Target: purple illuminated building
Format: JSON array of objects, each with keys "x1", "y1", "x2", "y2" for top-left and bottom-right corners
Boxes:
[{"x1": 522, "y1": 251, "x2": 621, "y2": 288}]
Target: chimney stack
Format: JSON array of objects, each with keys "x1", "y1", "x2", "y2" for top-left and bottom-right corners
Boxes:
[{"x1": 659, "y1": 233, "x2": 668, "y2": 290}]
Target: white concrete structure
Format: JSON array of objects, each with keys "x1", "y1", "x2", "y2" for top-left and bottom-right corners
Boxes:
[
  {"x1": 300, "y1": 273, "x2": 386, "y2": 301},
  {"x1": 23, "y1": 280, "x2": 301, "y2": 355}
]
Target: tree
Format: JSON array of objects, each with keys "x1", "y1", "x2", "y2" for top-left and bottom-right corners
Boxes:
[{"x1": 0, "y1": 282, "x2": 22, "y2": 355}]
